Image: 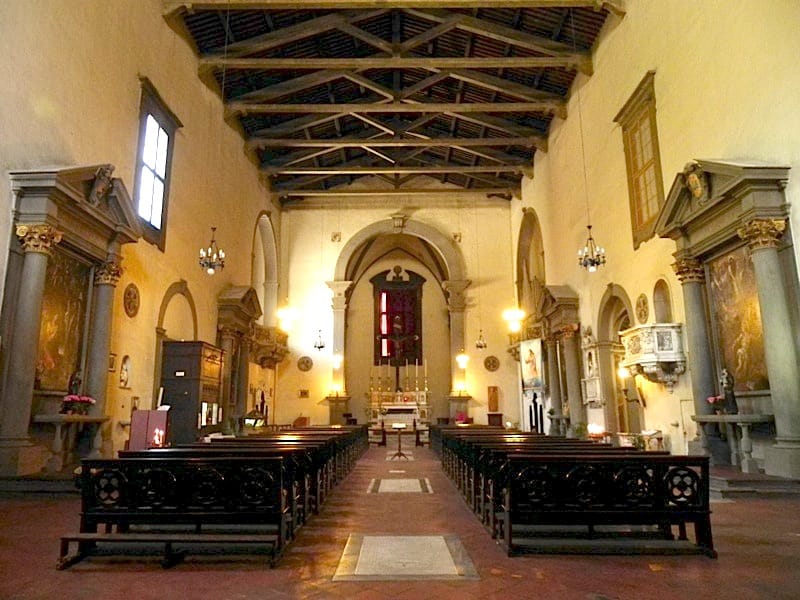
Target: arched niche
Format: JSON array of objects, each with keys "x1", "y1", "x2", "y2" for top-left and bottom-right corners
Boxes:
[
  {"x1": 653, "y1": 279, "x2": 673, "y2": 322},
  {"x1": 252, "y1": 212, "x2": 278, "y2": 327},
  {"x1": 517, "y1": 207, "x2": 546, "y2": 321}
]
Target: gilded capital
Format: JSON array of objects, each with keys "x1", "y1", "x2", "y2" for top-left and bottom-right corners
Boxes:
[
  {"x1": 673, "y1": 257, "x2": 705, "y2": 284},
  {"x1": 15, "y1": 223, "x2": 62, "y2": 255},
  {"x1": 94, "y1": 261, "x2": 123, "y2": 286},
  {"x1": 737, "y1": 218, "x2": 786, "y2": 250}
]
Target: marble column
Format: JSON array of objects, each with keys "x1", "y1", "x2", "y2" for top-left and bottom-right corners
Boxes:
[
  {"x1": 0, "y1": 224, "x2": 62, "y2": 475},
  {"x1": 738, "y1": 218, "x2": 800, "y2": 478},
  {"x1": 544, "y1": 336, "x2": 563, "y2": 435},
  {"x1": 442, "y1": 280, "x2": 470, "y2": 395},
  {"x1": 84, "y1": 258, "x2": 122, "y2": 457},
  {"x1": 673, "y1": 258, "x2": 717, "y2": 419},
  {"x1": 673, "y1": 257, "x2": 724, "y2": 460},
  {"x1": 560, "y1": 324, "x2": 584, "y2": 434}
]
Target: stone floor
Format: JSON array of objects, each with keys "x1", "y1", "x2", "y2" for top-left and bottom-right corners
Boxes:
[{"x1": 2, "y1": 442, "x2": 800, "y2": 599}]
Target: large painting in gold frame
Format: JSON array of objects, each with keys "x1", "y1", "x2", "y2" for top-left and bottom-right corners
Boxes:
[
  {"x1": 707, "y1": 246, "x2": 769, "y2": 392},
  {"x1": 36, "y1": 249, "x2": 91, "y2": 391}
]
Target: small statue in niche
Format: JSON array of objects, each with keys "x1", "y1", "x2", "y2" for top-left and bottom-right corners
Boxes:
[
  {"x1": 68, "y1": 370, "x2": 82, "y2": 395},
  {"x1": 720, "y1": 368, "x2": 738, "y2": 415}
]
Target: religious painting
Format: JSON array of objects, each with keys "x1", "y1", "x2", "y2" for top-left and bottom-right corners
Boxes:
[
  {"x1": 707, "y1": 246, "x2": 769, "y2": 391},
  {"x1": 520, "y1": 338, "x2": 543, "y2": 389},
  {"x1": 36, "y1": 249, "x2": 91, "y2": 391}
]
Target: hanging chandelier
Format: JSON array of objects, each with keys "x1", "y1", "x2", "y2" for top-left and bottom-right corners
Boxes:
[
  {"x1": 199, "y1": 227, "x2": 225, "y2": 275},
  {"x1": 577, "y1": 225, "x2": 606, "y2": 272},
  {"x1": 569, "y1": 10, "x2": 606, "y2": 273},
  {"x1": 313, "y1": 329, "x2": 325, "y2": 351}
]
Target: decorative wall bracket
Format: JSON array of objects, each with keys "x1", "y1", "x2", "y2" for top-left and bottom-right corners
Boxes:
[{"x1": 620, "y1": 323, "x2": 686, "y2": 392}]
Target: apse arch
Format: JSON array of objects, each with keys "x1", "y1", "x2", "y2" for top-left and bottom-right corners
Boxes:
[
  {"x1": 252, "y1": 211, "x2": 279, "y2": 326},
  {"x1": 334, "y1": 217, "x2": 466, "y2": 283}
]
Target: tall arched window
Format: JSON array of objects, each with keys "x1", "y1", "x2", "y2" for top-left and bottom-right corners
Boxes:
[{"x1": 371, "y1": 266, "x2": 424, "y2": 365}]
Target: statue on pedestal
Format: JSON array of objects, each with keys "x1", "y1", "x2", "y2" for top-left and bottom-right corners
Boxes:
[{"x1": 720, "y1": 368, "x2": 738, "y2": 415}]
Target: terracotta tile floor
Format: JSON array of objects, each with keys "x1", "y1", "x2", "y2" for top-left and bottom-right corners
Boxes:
[{"x1": 2, "y1": 444, "x2": 800, "y2": 599}]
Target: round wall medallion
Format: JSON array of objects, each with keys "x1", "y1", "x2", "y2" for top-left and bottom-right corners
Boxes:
[
  {"x1": 484, "y1": 355, "x2": 500, "y2": 372},
  {"x1": 635, "y1": 293, "x2": 649, "y2": 324},
  {"x1": 297, "y1": 356, "x2": 313, "y2": 372},
  {"x1": 123, "y1": 283, "x2": 140, "y2": 317}
]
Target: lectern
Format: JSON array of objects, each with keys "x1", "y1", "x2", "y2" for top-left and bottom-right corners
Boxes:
[{"x1": 390, "y1": 423, "x2": 408, "y2": 460}]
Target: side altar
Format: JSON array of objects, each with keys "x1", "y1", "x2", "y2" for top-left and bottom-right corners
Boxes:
[{"x1": 369, "y1": 390, "x2": 429, "y2": 428}]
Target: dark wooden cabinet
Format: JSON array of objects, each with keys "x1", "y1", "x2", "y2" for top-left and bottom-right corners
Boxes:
[{"x1": 160, "y1": 341, "x2": 224, "y2": 444}]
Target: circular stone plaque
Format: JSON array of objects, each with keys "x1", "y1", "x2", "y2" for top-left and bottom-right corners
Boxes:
[
  {"x1": 297, "y1": 356, "x2": 313, "y2": 372},
  {"x1": 635, "y1": 293, "x2": 649, "y2": 324},
  {"x1": 484, "y1": 355, "x2": 500, "y2": 372},
  {"x1": 123, "y1": 283, "x2": 140, "y2": 318}
]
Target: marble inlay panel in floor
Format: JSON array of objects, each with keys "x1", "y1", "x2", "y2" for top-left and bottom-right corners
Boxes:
[
  {"x1": 366, "y1": 478, "x2": 432, "y2": 493},
  {"x1": 332, "y1": 534, "x2": 479, "y2": 581}
]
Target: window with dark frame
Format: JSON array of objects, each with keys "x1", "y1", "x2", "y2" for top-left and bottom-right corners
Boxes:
[
  {"x1": 134, "y1": 78, "x2": 182, "y2": 250},
  {"x1": 614, "y1": 71, "x2": 665, "y2": 249},
  {"x1": 371, "y1": 267, "x2": 424, "y2": 367}
]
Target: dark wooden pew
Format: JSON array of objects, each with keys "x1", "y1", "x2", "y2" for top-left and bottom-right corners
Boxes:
[{"x1": 59, "y1": 455, "x2": 289, "y2": 569}]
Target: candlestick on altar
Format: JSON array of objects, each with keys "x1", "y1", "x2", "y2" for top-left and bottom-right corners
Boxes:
[{"x1": 405, "y1": 359, "x2": 409, "y2": 390}]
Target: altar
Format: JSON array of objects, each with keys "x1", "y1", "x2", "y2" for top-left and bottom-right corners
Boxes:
[{"x1": 369, "y1": 390, "x2": 429, "y2": 428}]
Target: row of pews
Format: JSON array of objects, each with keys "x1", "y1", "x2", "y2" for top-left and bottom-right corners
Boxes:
[
  {"x1": 58, "y1": 425, "x2": 368, "y2": 569},
  {"x1": 431, "y1": 424, "x2": 716, "y2": 558}
]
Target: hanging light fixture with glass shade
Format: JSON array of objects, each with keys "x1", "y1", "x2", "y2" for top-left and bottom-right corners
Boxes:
[
  {"x1": 569, "y1": 10, "x2": 606, "y2": 273},
  {"x1": 313, "y1": 329, "x2": 325, "y2": 351},
  {"x1": 472, "y1": 200, "x2": 487, "y2": 349},
  {"x1": 199, "y1": 227, "x2": 225, "y2": 275}
]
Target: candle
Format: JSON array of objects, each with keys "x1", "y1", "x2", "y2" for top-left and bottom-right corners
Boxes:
[
  {"x1": 424, "y1": 359, "x2": 428, "y2": 378},
  {"x1": 415, "y1": 359, "x2": 419, "y2": 378}
]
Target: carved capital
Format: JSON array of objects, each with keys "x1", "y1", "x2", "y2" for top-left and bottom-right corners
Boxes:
[
  {"x1": 94, "y1": 261, "x2": 123, "y2": 286},
  {"x1": 672, "y1": 257, "x2": 705, "y2": 284},
  {"x1": 219, "y1": 325, "x2": 240, "y2": 341},
  {"x1": 737, "y1": 218, "x2": 786, "y2": 251},
  {"x1": 559, "y1": 323, "x2": 579, "y2": 339},
  {"x1": 442, "y1": 279, "x2": 470, "y2": 311},
  {"x1": 15, "y1": 224, "x2": 62, "y2": 255}
]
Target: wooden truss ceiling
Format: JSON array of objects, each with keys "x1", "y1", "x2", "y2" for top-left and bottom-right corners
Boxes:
[{"x1": 165, "y1": 1, "x2": 622, "y2": 204}]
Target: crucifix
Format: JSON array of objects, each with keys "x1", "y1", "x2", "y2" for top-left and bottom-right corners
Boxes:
[{"x1": 382, "y1": 314, "x2": 419, "y2": 392}]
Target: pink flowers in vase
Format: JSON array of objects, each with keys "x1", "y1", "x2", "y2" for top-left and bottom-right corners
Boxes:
[
  {"x1": 706, "y1": 394, "x2": 725, "y2": 413},
  {"x1": 61, "y1": 394, "x2": 96, "y2": 415}
]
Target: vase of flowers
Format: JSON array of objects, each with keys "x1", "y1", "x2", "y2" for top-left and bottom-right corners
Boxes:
[
  {"x1": 706, "y1": 394, "x2": 725, "y2": 415},
  {"x1": 60, "y1": 394, "x2": 96, "y2": 415}
]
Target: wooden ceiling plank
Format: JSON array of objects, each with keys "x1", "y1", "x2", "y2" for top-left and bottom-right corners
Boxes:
[
  {"x1": 250, "y1": 112, "x2": 347, "y2": 137},
  {"x1": 228, "y1": 101, "x2": 563, "y2": 114},
  {"x1": 202, "y1": 55, "x2": 590, "y2": 71},
  {"x1": 443, "y1": 111, "x2": 547, "y2": 149},
  {"x1": 336, "y1": 22, "x2": 395, "y2": 55},
  {"x1": 349, "y1": 113, "x2": 396, "y2": 134},
  {"x1": 398, "y1": 71, "x2": 451, "y2": 99},
  {"x1": 397, "y1": 13, "x2": 464, "y2": 54},
  {"x1": 232, "y1": 69, "x2": 347, "y2": 102},
  {"x1": 406, "y1": 7, "x2": 589, "y2": 62},
  {"x1": 342, "y1": 72, "x2": 396, "y2": 99}
]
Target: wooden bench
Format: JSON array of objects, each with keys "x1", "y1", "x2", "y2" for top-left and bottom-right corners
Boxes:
[{"x1": 61, "y1": 455, "x2": 290, "y2": 569}]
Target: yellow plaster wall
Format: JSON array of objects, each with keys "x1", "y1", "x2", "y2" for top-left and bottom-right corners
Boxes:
[{"x1": 519, "y1": 0, "x2": 800, "y2": 451}]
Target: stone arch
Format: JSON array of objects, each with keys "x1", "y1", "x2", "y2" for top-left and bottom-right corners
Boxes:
[
  {"x1": 152, "y1": 280, "x2": 198, "y2": 405},
  {"x1": 596, "y1": 283, "x2": 638, "y2": 433},
  {"x1": 517, "y1": 207, "x2": 546, "y2": 319},
  {"x1": 252, "y1": 211, "x2": 279, "y2": 326},
  {"x1": 653, "y1": 278, "x2": 673, "y2": 322}
]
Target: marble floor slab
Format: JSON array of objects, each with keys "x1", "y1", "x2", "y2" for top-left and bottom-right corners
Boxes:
[
  {"x1": 367, "y1": 478, "x2": 432, "y2": 493},
  {"x1": 332, "y1": 534, "x2": 479, "y2": 581}
]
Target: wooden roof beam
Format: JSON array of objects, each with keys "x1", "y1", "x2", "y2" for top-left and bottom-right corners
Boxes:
[
  {"x1": 228, "y1": 100, "x2": 564, "y2": 115},
  {"x1": 265, "y1": 165, "x2": 526, "y2": 175},
  {"x1": 248, "y1": 136, "x2": 539, "y2": 148},
  {"x1": 270, "y1": 187, "x2": 520, "y2": 200}
]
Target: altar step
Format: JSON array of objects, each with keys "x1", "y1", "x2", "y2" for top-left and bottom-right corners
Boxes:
[
  {"x1": 710, "y1": 466, "x2": 800, "y2": 499},
  {"x1": 0, "y1": 474, "x2": 78, "y2": 494}
]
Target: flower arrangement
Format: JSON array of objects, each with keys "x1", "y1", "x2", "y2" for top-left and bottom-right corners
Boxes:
[
  {"x1": 61, "y1": 394, "x2": 96, "y2": 415},
  {"x1": 706, "y1": 394, "x2": 724, "y2": 406}
]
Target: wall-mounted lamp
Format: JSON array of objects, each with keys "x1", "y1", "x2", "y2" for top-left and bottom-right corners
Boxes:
[
  {"x1": 502, "y1": 308, "x2": 525, "y2": 333},
  {"x1": 277, "y1": 306, "x2": 297, "y2": 332}
]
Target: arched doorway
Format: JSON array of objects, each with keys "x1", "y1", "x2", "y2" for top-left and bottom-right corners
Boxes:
[
  {"x1": 152, "y1": 280, "x2": 198, "y2": 407},
  {"x1": 597, "y1": 284, "x2": 639, "y2": 434}
]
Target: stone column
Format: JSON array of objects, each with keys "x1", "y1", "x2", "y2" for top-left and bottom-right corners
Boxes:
[
  {"x1": 85, "y1": 259, "x2": 122, "y2": 416},
  {"x1": 560, "y1": 324, "x2": 584, "y2": 434},
  {"x1": 545, "y1": 336, "x2": 563, "y2": 434},
  {"x1": 235, "y1": 335, "x2": 251, "y2": 427},
  {"x1": 442, "y1": 280, "x2": 470, "y2": 395},
  {"x1": 0, "y1": 224, "x2": 62, "y2": 475},
  {"x1": 218, "y1": 326, "x2": 238, "y2": 432},
  {"x1": 327, "y1": 280, "x2": 352, "y2": 397},
  {"x1": 738, "y1": 219, "x2": 800, "y2": 478},
  {"x1": 84, "y1": 258, "x2": 122, "y2": 458},
  {"x1": 673, "y1": 258, "x2": 716, "y2": 421},
  {"x1": 674, "y1": 257, "x2": 729, "y2": 462}
]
